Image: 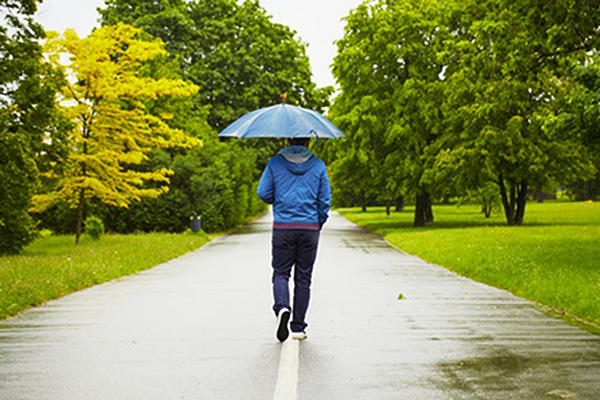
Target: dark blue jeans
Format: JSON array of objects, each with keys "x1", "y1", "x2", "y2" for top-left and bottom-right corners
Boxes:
[{"x1": 271, "y1": 229, "x2": 320, "y2": 333}]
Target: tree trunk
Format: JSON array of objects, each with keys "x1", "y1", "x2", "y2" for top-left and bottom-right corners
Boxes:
[
  {"x1": 76, "y1": 122, "x2": 89, "y2": 245},
  {"x1": 395, "y1": 195, "x2": 404, "y2": 212},
  {"x1": 498, "y1": 176, "x2": 528, "y2": 226},
  {"x1": 413, "y1": 193, "x2": 431, "y2": 227},
  {"x1": 413, "y1": 194, "x2": 426, "y2": 227},
  {"x1": 482, "y1": 204, "x2": 492, "y2": 218},
  {"x1": 425, "y1": 193, "x2": 434, "y2": 223},
  {"x1": 385, "y1": 201, "x2": 391, "y2": 217},
  {"x1": 75, "y1": 188, "x2": 85, "y2": 245},
  {"x1": 361, "y1": 190, "x2": 367, "y2": 212},
  {"x1": 514, "y1": 181, "x2": 528, "y2": 225},
  {"x1": 498, "y1": 176, "x2": 515, "y2": 226}
]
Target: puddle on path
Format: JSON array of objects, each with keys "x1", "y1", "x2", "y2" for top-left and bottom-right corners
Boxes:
[{"x1": 434, "y1": 349, "x2": 586, "y2": 399}]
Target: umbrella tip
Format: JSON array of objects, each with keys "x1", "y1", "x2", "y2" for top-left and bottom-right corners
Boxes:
[{"x1": 280, "y1": 92, "x2": 287, "y2": 104}]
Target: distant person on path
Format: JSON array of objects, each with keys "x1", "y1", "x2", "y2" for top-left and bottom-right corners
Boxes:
[{"x1": 257, "y1": 137, "x2": 331, "y2": 342}]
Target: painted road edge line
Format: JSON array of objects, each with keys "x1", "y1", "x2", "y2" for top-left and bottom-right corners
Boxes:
[{"x1": 273, "y1": 339, "x2": 299, "y2": 400}]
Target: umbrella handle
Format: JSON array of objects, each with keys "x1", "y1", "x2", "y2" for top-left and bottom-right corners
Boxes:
[{"x1": 309, "y1": 129, "x2": 320, "y2": 145}]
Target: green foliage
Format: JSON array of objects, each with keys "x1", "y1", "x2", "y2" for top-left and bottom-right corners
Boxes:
[
  {"x1": 332, "y1": 0, "x2": 599, "y2": 227},
  {"x1": 99, "y1": 0, "x2": 332, "y2": 130},
  {"x1": 548, "y1": 53, "x2": 600, "y2": 200},
  {"x1": 0, "y1": 0, "x2": 64, "y2": 254},
  {"x1": 331, "y1": 0, "x2": 447, "y2": 225},
  {"x1": 32, "y1": 201, "x2": 77, "y2": 235},
  {"x1": 169, "y1": 139, "x2": 267, "y2": 232},
  {"x1": 84, "y1": 216, "x2": 104, "y2": 241},
  {"x1": 0, "y1": 132, "x2": 36, "y2": 254},
  {"x1": 38, "y1": 229, "x2": 53, "y2": 239},
  {"x1": 435, "y1": 0, "x2": 597, "y2": 225},
  {"x1": 459, "y1": 182, "x2": 501, "y2": 218},
  {"x1": 92, "y1": 139, "x2": 267, "y2": 234},
  {"x1": 88, "y1": 0, "x2": 327, "y2": 234},
  {"x1": 339, "y1": 202, "x2": 600, "y2": 326},
  {"x1": 0, "y1": 232, "x2": 210, "y2": 319}
]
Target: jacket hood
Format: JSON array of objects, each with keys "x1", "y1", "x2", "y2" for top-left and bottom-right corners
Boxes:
[{"x1": 277, "y1": 146, "x2": 317, "y2": 175}]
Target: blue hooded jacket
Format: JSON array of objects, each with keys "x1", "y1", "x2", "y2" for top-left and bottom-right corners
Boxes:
[{"x1": 257, "y1": 146, "x2": 331, "y2": 229}]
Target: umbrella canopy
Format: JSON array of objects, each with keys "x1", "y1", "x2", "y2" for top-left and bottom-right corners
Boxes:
[{"x1": 218, "y1": 102, "x2": 345, "y2": 139}]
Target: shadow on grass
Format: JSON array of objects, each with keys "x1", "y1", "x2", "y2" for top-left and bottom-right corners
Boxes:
[
  {"x1": 354, "y1": 220, "x2": 505, "y2": 235},
  {"x1": 340, "y1": 209, "x2": 597, "y2": 236}
]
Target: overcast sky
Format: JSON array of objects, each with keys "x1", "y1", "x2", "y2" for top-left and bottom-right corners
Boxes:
[{"x1": 33, "y1": 0, "x2": 364, "y2": 88}]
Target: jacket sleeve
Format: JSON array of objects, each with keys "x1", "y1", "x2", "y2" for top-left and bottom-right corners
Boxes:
[
  {"x1": 317, "y1": 165, "x2": 331, "y2": 225},
  {"x1": 257, "y1": 162, "x2": 275, "y2": 204}
]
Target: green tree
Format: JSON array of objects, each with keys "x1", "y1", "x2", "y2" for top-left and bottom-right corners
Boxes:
[
  {"x1": 31, "y1": 24, "x2": 201, "y2": 244},
  {"x1": 99, "y1": 0, "x2": 332, "y2": 130},
  {"x1": 332, "y1": 0, "x2": 447, "y2": 226},
  {"x1": 437, "y1": 0, "x2": 598, "y2": 225},
  {"x1": 0, "y1": 0, "x2": 65, "y2": 254},
  {"x1": 0, "y1": 131, "x2": 37, "y2": 253},
  {"x1": 549, "y1": 54, "x2": 600, "y2": 201}
]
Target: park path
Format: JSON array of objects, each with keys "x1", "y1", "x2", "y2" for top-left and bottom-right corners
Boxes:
[{"x1": 1, "y1": 211, "x2": 599, "y2": 399}]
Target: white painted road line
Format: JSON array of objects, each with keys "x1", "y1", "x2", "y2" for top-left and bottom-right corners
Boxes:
[{"x1": 273, "y1": 339, "x2": 300, "y2": 400}]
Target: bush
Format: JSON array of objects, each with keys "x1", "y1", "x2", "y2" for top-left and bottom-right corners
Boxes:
[
  {"x1": 33, "y1": 201, "x2": 78, "y2": 234},
  {"x1": 38, "y1": 229, "x2": 53, "y2": 239},
  {"x1": 97, "y1": 189, "x2": 192, "y2": 234},
  {"x1": 34, "y1": 142, "x2": 269, "y2": 236},
  {"x1": 85, "y1": 216, "x2": 105, "y2": 240}
]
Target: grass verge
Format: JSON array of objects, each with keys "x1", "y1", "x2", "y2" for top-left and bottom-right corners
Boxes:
[
  {"x1": 0, "y1": 232, "x2": 210, "y2": 319},
  {"x1": 338, "y1": 202, "x2": 600, "y2": 328}
]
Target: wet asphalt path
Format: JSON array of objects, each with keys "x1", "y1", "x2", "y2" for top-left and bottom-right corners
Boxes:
[{"x1": 1, "y1": 211, "x2": 599, "y2": 399}]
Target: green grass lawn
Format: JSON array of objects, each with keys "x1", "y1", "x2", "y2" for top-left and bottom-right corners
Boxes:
[
  {"x1": 0, "y1": 232, "x2": 210, "y2": 319},
  {"x1": 338, "y1": 202, "x2": 600, "y2": 328}
]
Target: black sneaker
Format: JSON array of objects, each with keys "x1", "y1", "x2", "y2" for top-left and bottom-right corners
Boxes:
[{"x1": 275, "y1": 308, "x2": 291, "y2": 342}]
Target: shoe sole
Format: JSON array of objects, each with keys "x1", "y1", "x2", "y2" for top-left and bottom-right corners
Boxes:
[
  {"x1": 276, "y1": 309, "x2": 291, "y2": 342},
  {"x1": 291, "y1": 332, "x2": 307, "y2": 340}
]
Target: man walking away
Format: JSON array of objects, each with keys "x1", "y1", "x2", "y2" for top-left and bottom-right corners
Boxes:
[{"x1": 257, "y1": 137, "x2": 331, "y2": 342}]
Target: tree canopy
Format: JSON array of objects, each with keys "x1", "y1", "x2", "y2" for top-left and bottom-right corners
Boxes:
[
  {"x1": 329, "y1": 0, "x2": 599, "y2": 226},
  {"x1": 100, "y1": 0, "x2": 332, "y2": 130},
  {"x1": 548, "y1": 54, "x2": 600, "y2": 200},
  {"x1": 436, "y1": 0, "x2": 597, "y2": 225}
]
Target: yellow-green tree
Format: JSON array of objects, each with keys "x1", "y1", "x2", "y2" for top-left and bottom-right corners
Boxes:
[{"x1": 32, "y1": 23, "x2": 201, "y2": 244}]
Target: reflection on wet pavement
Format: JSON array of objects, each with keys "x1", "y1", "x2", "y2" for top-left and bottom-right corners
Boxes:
[{"x1": 1, "y1": 211, "x2": 599, "y2": 399}]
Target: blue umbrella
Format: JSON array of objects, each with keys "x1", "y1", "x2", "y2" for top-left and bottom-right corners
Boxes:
[{"x1": 218, "y1": 100, "x2": 345, "y2": 139}]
